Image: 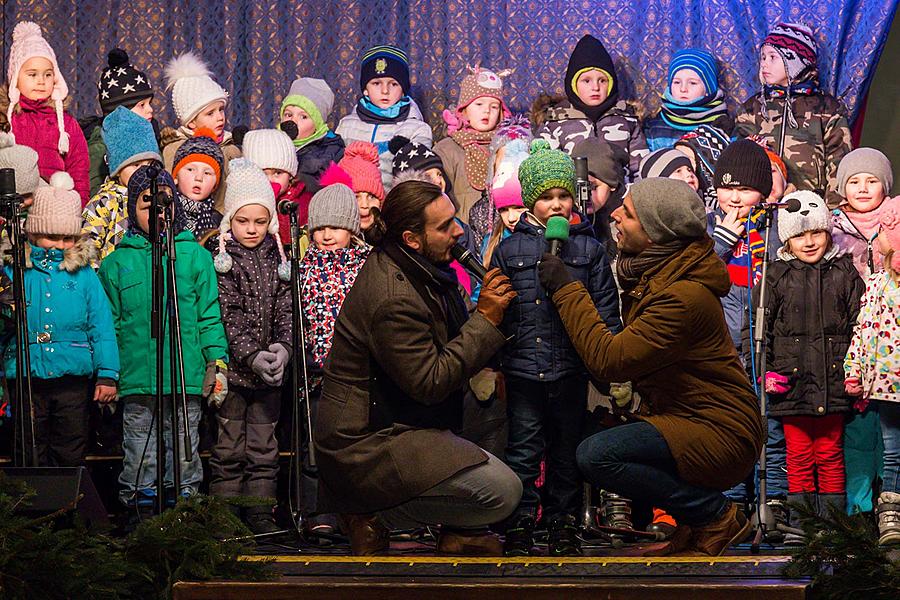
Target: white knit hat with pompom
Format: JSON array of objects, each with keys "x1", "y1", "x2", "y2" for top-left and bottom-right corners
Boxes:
[
  {"x1": 26, "y1": 172, "x2": 82, "y2": 236},
  {"x1": 165, "y1": 52, "x2": 228, "y2": 126}
]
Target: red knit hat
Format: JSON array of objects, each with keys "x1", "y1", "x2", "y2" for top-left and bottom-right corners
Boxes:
[{"x1": 338, "y1": 141, "x2": 385, "y2": 201}]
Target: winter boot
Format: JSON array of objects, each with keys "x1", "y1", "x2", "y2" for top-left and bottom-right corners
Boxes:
[
  {"x1": 817, "y1": 494, "x2": 847, "y2": 518},
  {"x1": 877, "y1": 491, "x2": 900, "y2": 546},
  {"x1": 766, "y1": 497, "x2": 788, "y2": 543},
  {"x1": 547, "y1": 514, "x2": 582, "y2": 556},
  {"x1": 503, "y1": 514, "x2": 535, "y2": 557},
  {"x1": 601, "y1": 493, "x2": 634, "y2": 531},
  {"x1": 785, "y1": 493, "x2": 816, "y2": 546}
]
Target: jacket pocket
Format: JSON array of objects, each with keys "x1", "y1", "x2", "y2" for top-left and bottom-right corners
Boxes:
[
  {"x1": 562, "y1": 253, "x2": 591, "y2": 282},
  {"x1": 119, "y1": 272, "x2": 144, "y2": 316}
]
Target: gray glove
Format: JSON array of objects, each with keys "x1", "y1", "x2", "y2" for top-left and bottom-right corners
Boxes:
[
  {"x1": 268, "y1": 343, "x2": 290, "y2": 387},
  {"x1": 250, "y1": 350, "x2": 280, "y2": 386}
]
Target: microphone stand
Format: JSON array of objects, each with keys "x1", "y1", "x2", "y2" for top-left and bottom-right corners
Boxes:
[{"x1": 0, "y1": 169, "x2": 36, "y2": 467}]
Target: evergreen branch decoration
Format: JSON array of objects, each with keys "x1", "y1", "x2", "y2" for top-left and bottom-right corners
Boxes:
[{"x1": 784, "y1": 498, "x2": 900, "y2": 599}]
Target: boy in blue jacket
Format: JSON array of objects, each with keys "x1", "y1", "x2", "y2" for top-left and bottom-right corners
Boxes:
[
  {"x1": 4, "y1": 172, "x2": 119, "y2": 467},
  {"x1": 491, "y1": 140, "x2": 621, "y2": 556}
]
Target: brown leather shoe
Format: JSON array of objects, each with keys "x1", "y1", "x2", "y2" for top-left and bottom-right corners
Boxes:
[
  {"x1": 641, "y1": 524, "x2": 693, "y2": 557},
  {"x1": 338, "y1": 513, "x2": 390, "y2": 556},
  {"x1": 436, "y1": 528, "x2": 504, "y2": 556},
  {"x1": 690, "y1": 502, "x2": 751, "y2": 556}
]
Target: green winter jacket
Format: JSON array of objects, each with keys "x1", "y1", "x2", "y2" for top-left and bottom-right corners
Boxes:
[{"x1": 97, "y1": 230, "x2": 228, "y2": 396}]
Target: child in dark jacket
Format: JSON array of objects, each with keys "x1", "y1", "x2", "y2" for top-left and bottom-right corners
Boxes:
[
  {"x1": 747, "y1": 191, "x2": 863, "y2": 542},
  {"x1": 491, "y1": 140, "x2": 621, "y2": 556},
  {"x1": 4, "y1": 172, "x2": 119, "y2": 466},
  {"x1": 210, "y1": 158, "x2": 292, "y2": 534}
]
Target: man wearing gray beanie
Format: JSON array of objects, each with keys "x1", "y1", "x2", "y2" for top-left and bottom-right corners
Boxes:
[{"x1": 537, "y1": 177, "x2": 764, "y2": 557}]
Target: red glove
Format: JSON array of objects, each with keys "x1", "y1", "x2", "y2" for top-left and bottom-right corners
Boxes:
[
  {"x1": 845, "y1": 377, "x2": 863, "y2": 397},
  {"x1": 759, "y1": 371, "x2": 790, "y2": 394}
]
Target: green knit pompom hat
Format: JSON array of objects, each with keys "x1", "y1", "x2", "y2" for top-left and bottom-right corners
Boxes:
[{"x1": 517, "y1": 139, "x2": 576, "y2": 209}]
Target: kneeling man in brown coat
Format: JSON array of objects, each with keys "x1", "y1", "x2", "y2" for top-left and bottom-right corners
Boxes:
[
  {"x1": 316, "y1": 180, "x2": 522, "y2": 556},
  {"x1": 538, "y1": 178, "x2": 765, "y2": 556}
]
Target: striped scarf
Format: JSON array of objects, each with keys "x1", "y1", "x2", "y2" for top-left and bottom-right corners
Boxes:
[
  {"x1": 725, "y1": 209, "x2": 768, "y2": 287},
  {"x1": 660, "y1": 88, "x2": 729, "y2": 131}
]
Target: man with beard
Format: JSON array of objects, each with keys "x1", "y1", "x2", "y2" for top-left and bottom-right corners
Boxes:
[
  {"x1": 315, "y1": 179, "x2": 522, "y2": 556},
  {"x1": 537, "y1": 178, "x2": 765, "y2": 556}
]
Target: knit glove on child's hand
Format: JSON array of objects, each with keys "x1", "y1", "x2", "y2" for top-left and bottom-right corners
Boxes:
[
  {"x1": 844, "y1": 377, "x2": 864, "y2": 397},
  {"x1": 268, "y1": 343, "x2": 290, "y2": 386},
  {"x1": 250, "y1": 350, "x2": 279, "y2": 385},
  {"x1": 203, "y1": 359, "x2": 229, "y2": 408},
  {"x1": 760, "y1": 371, "x2": 790, "y2": 394}
]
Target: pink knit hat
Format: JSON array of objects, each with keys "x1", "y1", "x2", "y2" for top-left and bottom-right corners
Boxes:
[
  {"x1": 490, "y1": 138, "x2": 529, "y2": 210},
  {"x1": 879, "y1": 197, "x2": 900, "y2": 273},
  {"x1": 26, "y1": 172, "x2": 82, "y2": 236},
  {"x1": 6, "y1": 22, "x2": 70, "y2": 155},
  {"x1": 338, "y1": 141, "x2": 385, "y2": 201}
]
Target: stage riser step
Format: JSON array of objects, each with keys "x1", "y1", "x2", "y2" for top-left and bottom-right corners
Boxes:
[{"x1": 173, "y1": 579, "x2": 810, "y2": 599}]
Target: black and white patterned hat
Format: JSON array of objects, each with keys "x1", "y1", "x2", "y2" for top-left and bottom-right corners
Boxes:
[{"x1": 98, "y1": 48, "x2": 153, "y2": 115}]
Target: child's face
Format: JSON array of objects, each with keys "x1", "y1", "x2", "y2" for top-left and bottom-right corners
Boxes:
[
  {"x1": 28, "y1": 233, "x2": 76, "y2": 250},
  {"x1": 175, "y1": 161, "x2": 218, "y2": 201},
  {"x1": 787, "y1": 230, "x2": 830, "y2": 264},
  {"x1": 263, "y1": 168, "x2": 292, "y2": 197},
  {"x1": 423, "y1": 168, "x2": 447, "y2": 192},
  {"x1": 282, "y1": 105, "x2": 316, "y2": 140},
  {"x1": 589, "y1": 175, "x2": 613, "y2": 212},
  {"x1": 670, "y1": 68, "x2": 707, "y2": 103},
  {"x1": 462, "y1": 97, "x2": 502, "y2": 132},
  {"x1": 499, "y1": 206, "x2": 526, "y2": 231},
  {"x1": 135, "y1": 187, "x2": 173, "y2": 234},
  {"x1": 575, "y1": 69, "x2": 610, "y2": 107},
  {"x1": 769, "y1": 164, "x2": 787, "y2": 202},
  {"x1": 187, "y1": 101, "x2": 226, "y2": 142},
  {"x1": 17, "y1": 57, "x2": 55, "y2": 102},
  {"x1": 364, "y1": 77, "x2": 403, "y2": 109},
  {"x1": 760, "y1": 46, "x2": 789, "y2": 86},
  {"x1": 716, "y1": 187, "x2": 764, "y2": 219},
  {"x1": 532, "y1": 188, "x2": 574, "y2": 222},
  {"x1": 231, "y1": 204, "x2": 271, "y2": 249},
  {"x1": 356, "y1": 191, "x2": 382, "y2": 230},
  {"x1": 312, "y1": 227, "x2": 353, "y2": 251},
  {"x1": 670, "y1": 165, "x2": 699, "y2": 192},
  {"x1": 118, "y1": 159, "x2": 156, "y2": 187},
  {"x1": 131, "y1": 97, "x2": 154, "y2": 120},
  {"x1": 844, "y1": 172, "x2": 886, "y2": 213}
]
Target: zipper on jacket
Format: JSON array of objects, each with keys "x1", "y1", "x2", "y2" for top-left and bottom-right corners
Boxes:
[{"x1": 816, "y1": 265, "x2": 829, "y2": 414}]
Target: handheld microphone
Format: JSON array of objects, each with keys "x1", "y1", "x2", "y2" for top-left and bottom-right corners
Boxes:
[
  {"x1": 450, "y1": 244, "x2": 487, "y2": 282},
  {"x1": 545, "y1": 215, "x2": 570, "y2": 257},
  {"x1": 761, "y1": 197, "x2": 802, "y2": 211},
  {"x1": 277, "y1": 199, "x2": 299, "y2": 215},
  {"x1": 574, "y1": 156, "x2": 591, "y2": 214}
]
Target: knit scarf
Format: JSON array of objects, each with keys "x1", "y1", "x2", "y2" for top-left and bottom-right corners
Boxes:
[
  {"x1": 659, "y1": 88, "x2": 729, "y2": 131},
  {"x1": 280, "y1": 94, "x2": 329, "y2": 148},
  {"x1": 724, "y1": 209, "x2": 768, "y2": 287},
  {"x1": 356, "y1": 96, "x2": 412, "y2": 125},
  {"x1": 300, "y1": 244, "x2": 371, "y2": 370},
  {"x1": 844, "y1": 202, "x2": 889, "y2": 241},
  {"x1": 617, "y1": 240, "x2": 691, "y2": 290},
  {"x1": 175, "y1": 192, "x2": 221, "y2": 238},
  {"x1": 449, "y1": 128, "x2": 494, "y2": 191}
]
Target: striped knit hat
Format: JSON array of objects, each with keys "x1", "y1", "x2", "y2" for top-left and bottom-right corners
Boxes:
[
  {"x1": 667, "y1": 49, "x2": 718, "y2": 95},
  {"x1": 173, "y1": 127, "x2": 224, "y2": 186},
  {"x1": 360, "y1": 45, "x2": 410, "y2": 94},
  {"x1": 761, "y1": 23, "x2": 818, "y2": 83},
  {"x1": 518, "y1": 139, "x2": 575, "y2": 210},
  {"x1": 640, "y1": 148, "x2": 694, "y2": 180}
]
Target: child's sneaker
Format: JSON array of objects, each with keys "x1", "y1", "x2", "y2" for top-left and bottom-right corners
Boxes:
[
  {"x1": 547, "y1": 514, "x2": 581, "y2": 556},
  {"x1": 503, "y1": 515, "x2": 535, "y2": 556},
  {"x1": 877, "y1": 492, "x2": 900, "y2": 546}
]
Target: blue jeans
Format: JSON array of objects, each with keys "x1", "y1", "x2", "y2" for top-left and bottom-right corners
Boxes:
[
  {"x1": 119, "y1": 394, "x2": 202, "y2": 505},
  {"x1": 577, "y1": 421, "x2": 728, "y2": 526},
  {"x1": 879, "y1": 401, "x2": 900, "y2": 494},
  {"x1": 504, "y1": 373, "x2": 587, "y2": 520},
  {"x1": 726, "y1": 416, "x2": 787, "y2": 502}
]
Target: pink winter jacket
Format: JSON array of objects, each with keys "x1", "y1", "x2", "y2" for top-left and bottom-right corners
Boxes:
[{"x1": 10, "y1": 97, "x2": 90, "y2": 205}]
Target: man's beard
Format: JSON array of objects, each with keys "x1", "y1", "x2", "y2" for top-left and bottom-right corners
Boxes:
[{"x1": 420, "y1": 238, "x2": 450, "y2": 266}]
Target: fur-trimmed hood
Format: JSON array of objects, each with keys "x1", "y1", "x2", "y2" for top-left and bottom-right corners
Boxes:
[{"x1": 3, "y1": 237, "x2": 97, "y2": 273}]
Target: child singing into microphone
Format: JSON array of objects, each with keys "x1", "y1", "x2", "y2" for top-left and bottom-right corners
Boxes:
[{"x1": 490, "y1": 139, "x2": 621, "y2": 556}]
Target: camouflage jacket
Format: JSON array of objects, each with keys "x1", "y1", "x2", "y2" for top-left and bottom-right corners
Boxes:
[
  {"x1": 734, "y1": 92, "x2": 852, "y2": 208},
  {"x1": 532, "y1": 95, "x2": 649, "y2": 182}
]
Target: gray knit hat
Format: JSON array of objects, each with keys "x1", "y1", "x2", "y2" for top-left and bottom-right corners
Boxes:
[
  {"x1": 836, "y1": 147, "x2": 893, "y2": 199},
  {"x1": 308, "y1": 183, "x2": 361, "y2": 236},
  {"x1": 630, "y1": 178, "x2": 707, "y2": 243},
  {"x1": 0, "y1": 132, "x2": 40, "y2": 195}
]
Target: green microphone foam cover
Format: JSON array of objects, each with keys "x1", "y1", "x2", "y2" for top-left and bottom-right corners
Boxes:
[{"x1": 545, "y1": 215, "x2": 570, "y2": 241}]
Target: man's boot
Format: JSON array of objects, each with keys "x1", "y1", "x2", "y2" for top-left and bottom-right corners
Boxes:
[
  {"x1": 245, "y1": 505, "x2": 281, "y2": 536},
  {"x1": 436, "y1": 527, "x2": 503, "y2": 556},
  {"x1": 338, "y1": 513, "x2": 390, "y2": 555},
  {"x1": 877, "y1": 491, "x2": 900, "y2": 546},
  {"x1": 688, "y1": 502, "x2": 750, "y2": 556}
]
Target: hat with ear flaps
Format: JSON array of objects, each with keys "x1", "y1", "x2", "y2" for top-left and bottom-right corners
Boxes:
[{"x1": 214, "y1": 158, "x2": 290, "y2": 280}]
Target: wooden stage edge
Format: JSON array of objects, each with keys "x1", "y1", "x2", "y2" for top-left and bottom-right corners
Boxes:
[{"x1": 172, "y1": 554, "x2": 812, "y2": 599}]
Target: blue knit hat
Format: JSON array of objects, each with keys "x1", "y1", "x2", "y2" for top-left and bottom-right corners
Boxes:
[
  {"x1": 101, "y1": 106, "x2": 162, "y2": 178},
  {"x1": 667, "y1": 49, "x2": 719, "y2": 95},
  {"x1": 360, "y1": 45, "x2": 410, "y2": 94}
]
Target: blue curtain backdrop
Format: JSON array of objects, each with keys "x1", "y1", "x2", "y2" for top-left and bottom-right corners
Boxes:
[{"x1": 1, "y1": 0, "x2": 896, "y2": 132}]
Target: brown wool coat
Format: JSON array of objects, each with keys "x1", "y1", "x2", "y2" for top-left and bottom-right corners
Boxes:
[
  {"x1": 314, "y1": 247, "x2": 507, "y2": 513},
  {"x1": 551, "y1": 238, "x2": 764, "y2": 490}
]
